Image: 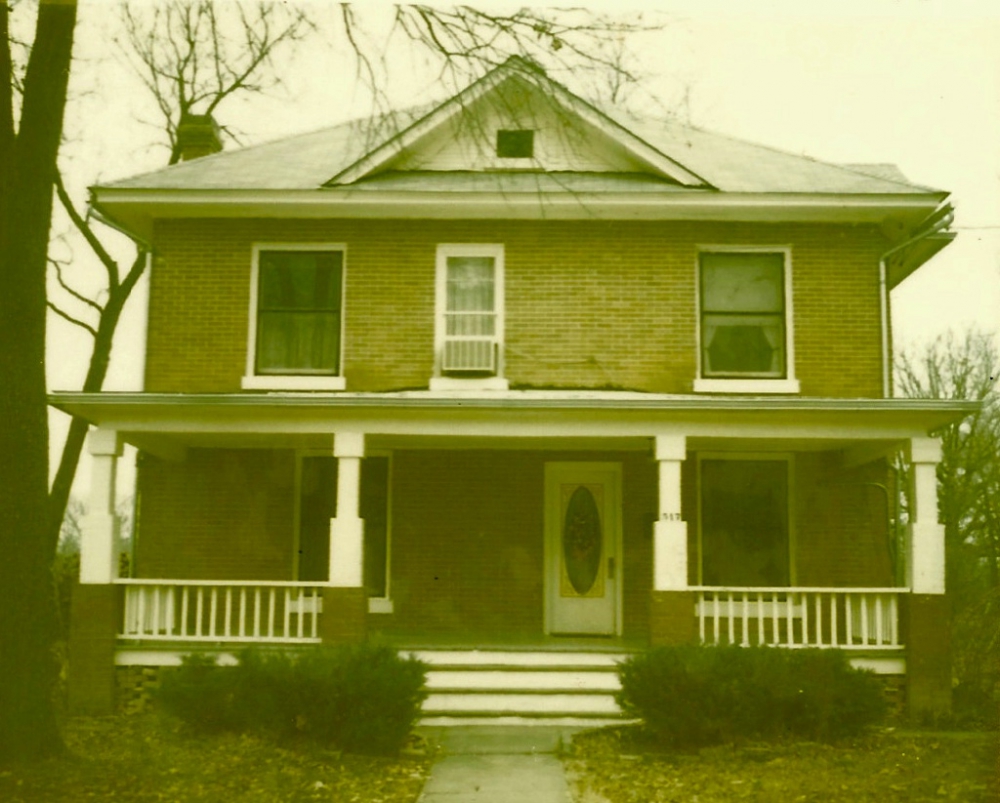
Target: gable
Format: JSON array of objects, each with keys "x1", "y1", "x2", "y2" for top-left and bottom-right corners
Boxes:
[
  {"x1": 382, "y1": 74, "x2": 666, "y2": 176},
  {"x1": 327, "y1": 60, "x2": 709, "y2": 188}
]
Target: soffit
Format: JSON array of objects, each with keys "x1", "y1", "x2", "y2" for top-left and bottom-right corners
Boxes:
[{"x1": 49, "y1": 392, "x2": 976, "y2": 459}]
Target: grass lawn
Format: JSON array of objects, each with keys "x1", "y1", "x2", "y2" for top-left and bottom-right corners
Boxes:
[
  {"x1": 0, "y1": 713, "x2": 432, "y2": 803},
  {"x1": 565, "y1": 725, "x2": 998, "y2": 803}
]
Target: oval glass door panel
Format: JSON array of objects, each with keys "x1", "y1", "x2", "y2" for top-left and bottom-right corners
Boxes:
[{"x1": 563, "y1": 485, "x2": 603, "y2": 596}]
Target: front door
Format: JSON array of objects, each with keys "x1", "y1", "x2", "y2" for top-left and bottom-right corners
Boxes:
[{"x1": 545, "y1": 463, "x2": 622, "y2": 636}]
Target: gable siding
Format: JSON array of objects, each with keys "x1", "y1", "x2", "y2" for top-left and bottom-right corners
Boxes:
[{"x1": 147, "y1": 219, "x2": 887, "y2": 397}]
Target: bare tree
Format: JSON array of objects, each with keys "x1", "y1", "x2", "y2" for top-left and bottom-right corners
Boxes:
[
  {"x1": 896, "y1": 329, "x2": 1000, "y2": 714},
  {"x1": 339, "y1": 6, "x2": 657, "y2": 115},
  {"x1": 47, "y1": 1, "x2": 313, "y2": 547}
]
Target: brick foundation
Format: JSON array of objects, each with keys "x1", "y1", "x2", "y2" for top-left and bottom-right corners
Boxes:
[
  {"x1": 650, "y1": 590, "x2": 697, "y2": 646},
  {"x1": 878, "y1": 674, "x2": 907, "y2": 722},
  {"x1": 68, "y1": 584, "x2": 120, "y2": 715},
  {"x1": 904, "y1": 594, "x2": 952, "y2": 720},
  {"x1": 319, "y1": 587, "x2": 368, "y2": 643},
  {"x1": 117, "y1": 666, "x2": 161, "y2": 715}
]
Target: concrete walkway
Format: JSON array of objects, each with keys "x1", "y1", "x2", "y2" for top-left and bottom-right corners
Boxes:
[{"x1": 416, "y1": 727, "x2": 577, "y2": 803}]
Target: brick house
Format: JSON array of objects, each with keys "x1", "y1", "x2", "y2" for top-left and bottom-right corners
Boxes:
[{"x1": 53, "y1": 58, "x2": 974, "y2": 722}]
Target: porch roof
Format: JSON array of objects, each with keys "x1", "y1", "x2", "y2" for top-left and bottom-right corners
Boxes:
[{"x1": 50, "y1": 391, "x2": 976, "y2": 460}]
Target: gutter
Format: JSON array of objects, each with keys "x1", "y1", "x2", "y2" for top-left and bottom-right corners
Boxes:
[
  {"x1": 87, "y1": 197, "x2": 153, "y2": 251},
  {"x1": 47, "y1": 390, "x2": 981, "y2": 414},
  {"x1": 878, "y1": 202, "x2": 955, "y2": 397}
]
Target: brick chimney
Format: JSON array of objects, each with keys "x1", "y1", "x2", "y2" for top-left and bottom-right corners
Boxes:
[{"x1": 176, "y1": 113, "x2": 223, "y2": 161}]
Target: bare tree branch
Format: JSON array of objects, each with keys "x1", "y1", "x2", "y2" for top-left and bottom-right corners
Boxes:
[
  {"x1": 54, "y1": 171, "x2": 119, "y2": 288},
  {"x1": 46, "y1": 300, "x2": 96, "y2": 337},
  {"x1": 116, "y1": 1, "x2": 313, "y2": 164},
  {"x1": 49, "y1": 256, "x2": 104, "y2": 315}
]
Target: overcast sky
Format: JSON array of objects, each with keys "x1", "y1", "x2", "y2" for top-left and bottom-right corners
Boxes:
[{"x1": 48, "y1": 0, "x2": 1000, "y2": 500}]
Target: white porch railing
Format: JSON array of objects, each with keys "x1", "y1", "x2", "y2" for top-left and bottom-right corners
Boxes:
[
  {"x1": 117, "y1": 580, "x2": 324, "y2": 644},
  {"x1": 691, "y1": 587, "x2": 905, "y2": 650}
]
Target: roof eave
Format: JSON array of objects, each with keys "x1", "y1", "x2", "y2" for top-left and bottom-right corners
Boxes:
[
  {"x1": 90, "y1": 188, "x2": 950, "y2": 243},
  {"x1": 48, "y1": 391, "x2": 979, "y2": 441}
]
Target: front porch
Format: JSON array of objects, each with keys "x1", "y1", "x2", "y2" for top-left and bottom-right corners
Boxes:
[{"x1": 55, "y1": 391, "x2": 963, "y2": 718}]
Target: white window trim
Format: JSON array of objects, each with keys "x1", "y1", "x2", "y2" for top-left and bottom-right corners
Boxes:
[
  {"x1": 694, "y1": 246, "x2": 798, "y2": 394},
  {"x1": 695, "y1": 452, "x2": 797, "y2": 587},
  {"x1": 293, "y1": 450, "x2": 394, "y2": 614},
  {"x1": 430, "y1": 243, "x2": 508, "y2": 391},
  {"x1": 242, "y1": 243, "x2": 347, "y2": 391}
]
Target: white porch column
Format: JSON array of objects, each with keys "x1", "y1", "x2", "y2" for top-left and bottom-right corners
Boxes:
[
  {"x1": 79, "y1": 429, "x2": 123, "y2": 584},
  {"x1": 909, "y1": 437, "x2": 945, "y2": 594},
  {"x1": 653, "y1": 435, "x2": 688, "y2": 591},
  {"x1": 329, "y1": 432, "x2": 365, "y2": 587}
]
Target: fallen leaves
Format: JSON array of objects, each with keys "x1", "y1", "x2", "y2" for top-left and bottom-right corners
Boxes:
[
  {"x1": 0, "y1": 712, "x2": 432, "y2": 803},
  {"x1": 565, "y1": 726, "x2": 998, "y2": 803}
]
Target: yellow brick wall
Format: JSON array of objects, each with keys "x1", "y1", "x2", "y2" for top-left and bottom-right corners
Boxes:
[{"x1": 146, "y1": 218, "x2": 889, "y2": 397}]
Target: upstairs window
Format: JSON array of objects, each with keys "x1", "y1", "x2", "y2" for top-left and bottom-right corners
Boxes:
[
  {"x1": 434, "y1": 244, "x2": 504, "y2": 381},
  {"x1": 254, "y1": 249, "x2": 343, "y2": 376},
  {"x1": 699, "y1": 251, "x2": 788, "y2": 379},
  {"x1": 496, "y1": 129, "x2": 534, "y2": 158}
]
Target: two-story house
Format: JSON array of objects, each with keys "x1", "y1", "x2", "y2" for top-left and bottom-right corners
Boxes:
[{"x1": 53, "y1": 57, "x2": 974, "y2": 723}]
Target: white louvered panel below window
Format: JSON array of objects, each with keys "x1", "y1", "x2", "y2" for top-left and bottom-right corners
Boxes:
[{"x1": 442, "y1": 338, "x2": 496, "y2": 373}]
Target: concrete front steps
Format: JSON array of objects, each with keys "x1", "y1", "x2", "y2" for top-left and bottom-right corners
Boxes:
[{"x1": 406, "y1": 648, "x2": 634, "y2": 727}]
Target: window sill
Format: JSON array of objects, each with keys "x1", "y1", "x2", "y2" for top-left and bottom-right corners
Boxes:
[
  {"x1": 241, "y1": 375, "x2": 346, "y2": 391},
  {"x1": 429, "y1": 376, "x2": 510, "y2": 391},
  {"x1": 693, "y1": 378, "x2": 801, "y2": 394},
  {"x1": 368, "y1": 597, "x2": 393, "y2": 614}
]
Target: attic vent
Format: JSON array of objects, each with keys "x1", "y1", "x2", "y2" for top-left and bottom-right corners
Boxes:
[{"x1": 496, "y1": 129, "x2": 534, "y2": 159}]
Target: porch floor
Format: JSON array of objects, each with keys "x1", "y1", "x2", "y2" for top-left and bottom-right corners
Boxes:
[{"x1": 372, "y1": 631, "x2": 647, "y2": 653}]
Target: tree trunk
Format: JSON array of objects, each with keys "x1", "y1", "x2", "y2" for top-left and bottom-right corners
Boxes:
[{"x1": 0, "y1": 0, "x2": 77, "y2": 763}]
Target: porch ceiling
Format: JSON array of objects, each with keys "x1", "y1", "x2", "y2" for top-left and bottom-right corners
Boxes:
[{"x1": 49, "y1": 391, "x2": 976, "y2": 461}]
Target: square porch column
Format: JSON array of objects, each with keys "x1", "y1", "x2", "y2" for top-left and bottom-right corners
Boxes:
[
  {"x1": 905, "y1": 436, "x2": 951, "y2": 719},
  {"x1": 68, "y1": 428, "x2": 123, "y2": 714},
  {"x1": 320, "y1": 432, "x2": 368, "y2": 643},
  {"x1": 650, "y1": 435, "x2": 696, "y2": 645}
]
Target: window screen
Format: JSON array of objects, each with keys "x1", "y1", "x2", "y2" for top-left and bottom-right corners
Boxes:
[{"x1": 700, "y1": 459, "x2": 790, "y2": 587}]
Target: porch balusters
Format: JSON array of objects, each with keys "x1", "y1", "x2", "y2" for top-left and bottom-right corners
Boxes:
[
  {"x1": 692, "y1": 588, "x2": 903, "y2": 650},
  {"x1": 119, "y1": 580, "x2": 323, "y2": 643}
]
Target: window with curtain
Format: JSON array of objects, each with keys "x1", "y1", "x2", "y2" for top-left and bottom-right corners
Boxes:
[
  {"x1": 436, "y1": 245, "x2": 503, "y2": 376},
  {"x1": 700, "y1": 252, "x2": 786, "y2": 378},
  {"x1": 445, "y1": 256, "x2": 496, "y2": 339},
  {"x1": 255, "y1": 250, "x2": 343, "y2": 375}
]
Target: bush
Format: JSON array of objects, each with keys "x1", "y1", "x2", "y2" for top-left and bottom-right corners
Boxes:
[
  {"x1": 157, "y1": 653, "x2": 236, "y2": 733},
  {"x1": 617, "y1": 645, "x2": 886, "y2": 748},
  {"x1": 156, "y1": 645, "x2": 428, "y2": 754}
]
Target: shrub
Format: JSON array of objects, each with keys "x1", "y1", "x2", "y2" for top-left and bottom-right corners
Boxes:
[
  {"x1": 617, "y1": 645, "x2": 885, "y2": 747},
  {"x1": 157, "y1": 653, "x2": 236, "y2": 733},
  {"x1": 156, "y1": 645, "x2": 428, "y2": 754}
]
